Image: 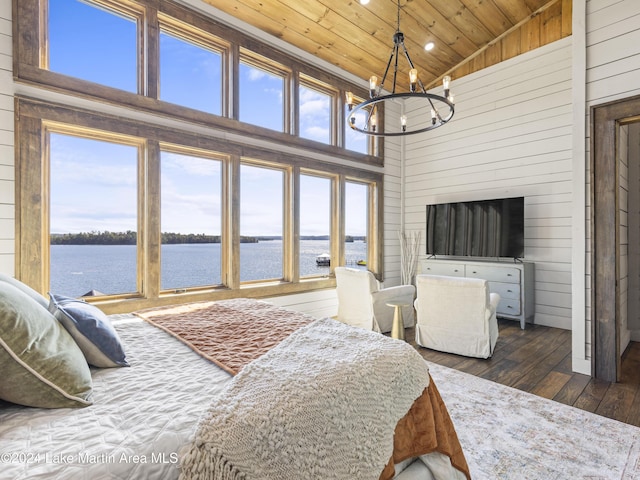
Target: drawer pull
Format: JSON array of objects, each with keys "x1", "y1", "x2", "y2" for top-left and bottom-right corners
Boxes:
[
  {"x1": 454, "y1": 269, "x2": 459, "y2": 272},
  {"x1": 507, "y1": 273, "x2": 513, "y2": 277},
  {"x1": 508, "y1": 289, "x2": 513, "y2": 293},
  {"x1": 472, "y1": 271, "x2": 477, "y2": 274}
]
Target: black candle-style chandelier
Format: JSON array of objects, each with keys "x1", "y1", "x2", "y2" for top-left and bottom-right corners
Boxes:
[{"x1": 346, "y1": 0, "x2": 455, "y2": 137}]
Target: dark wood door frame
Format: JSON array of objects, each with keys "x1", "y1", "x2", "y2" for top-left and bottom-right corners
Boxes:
[{"x1": 591, "y1": 94, "x2": 640, "y2": 382}]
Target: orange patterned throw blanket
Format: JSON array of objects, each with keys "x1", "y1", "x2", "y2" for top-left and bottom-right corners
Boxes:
[
  {"x1": 135, "y1": 298, "x2": 314, "y2": 375},
  {"x1": 136, "y1": 299, "x2": 470, "y2": 480}
]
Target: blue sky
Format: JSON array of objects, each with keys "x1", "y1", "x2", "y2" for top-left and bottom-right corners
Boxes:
[{"x1": 47, "y1": 0, "x2": 367, "y2": 237}]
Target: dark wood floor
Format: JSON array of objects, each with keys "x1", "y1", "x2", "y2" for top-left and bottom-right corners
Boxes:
[{"x1": 404, "y1": 319, "x2": 640, "y2": 428}]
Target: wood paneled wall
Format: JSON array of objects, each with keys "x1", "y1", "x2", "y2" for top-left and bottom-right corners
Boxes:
[{"x1": 449, "y1": 0, "x2": 572, "y2": 84}]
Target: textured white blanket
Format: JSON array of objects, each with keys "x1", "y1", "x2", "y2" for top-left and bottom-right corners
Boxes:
[{"x1": 179, "y1": 317, "x2": 431, "y2": 480}]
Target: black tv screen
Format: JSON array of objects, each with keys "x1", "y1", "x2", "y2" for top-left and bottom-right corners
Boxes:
[{"x1": 426, "y1": 197, "x2": 524, "y2": 259}]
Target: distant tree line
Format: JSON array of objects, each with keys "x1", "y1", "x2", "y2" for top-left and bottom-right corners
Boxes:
[{"x1": 50, "y1": 231, "x2": 258, "y2": 245}]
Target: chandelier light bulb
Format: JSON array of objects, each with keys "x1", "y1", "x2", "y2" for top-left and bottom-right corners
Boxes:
[
  {"x1": 401, "y1": 114, "x2": 407, "y2": 132},
  {"x1": 370, "y1": 112, "x2": 377, "y2": 132},
  {"x1": 448, "y1": 93, "x2": 455, "y2": 104},
  {"x1": 442, "y1": 75, "x2": 451, "y2": 97},
  {"x1": 345, "y1": 91, "x2": 354, "y2": 110},
  {"x1": 409, "y1": 68, "x2": 418, "y2": 92},
  {"x1": 369, "y1": 76, "x2": 379, "y2": 98},
  {"x1": 431, "y1": 108, "x2": 437, "y2": 125}
]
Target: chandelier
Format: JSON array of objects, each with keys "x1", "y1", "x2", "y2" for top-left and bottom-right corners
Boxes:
[{"x1": 346, "y1": 0, "x2": 455, "y2": 137}]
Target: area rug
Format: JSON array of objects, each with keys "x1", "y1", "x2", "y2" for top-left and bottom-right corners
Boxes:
[{"x1": 428, "y1": 362, "x2": 640, "y2": 479}]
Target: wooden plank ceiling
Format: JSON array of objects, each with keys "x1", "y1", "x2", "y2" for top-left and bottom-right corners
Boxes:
[{"x1": 201, "y1": 0, "x2": 571, "y2": 91}]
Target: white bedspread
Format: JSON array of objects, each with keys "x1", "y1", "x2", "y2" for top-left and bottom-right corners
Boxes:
[
  {"x1": 0, "y1": 313, "x2": 438, "y2": 480},
  {"x1": 0, "y1": 315, "x2": 232, "y2": 480},
  {"x1": 180, "y1": 317, "x2": 431, "y2": 480}
]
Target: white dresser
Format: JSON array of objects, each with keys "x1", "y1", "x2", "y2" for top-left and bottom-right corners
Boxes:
[{"x1": 422, "y1": 258, "x2": 534, "y2": 329}]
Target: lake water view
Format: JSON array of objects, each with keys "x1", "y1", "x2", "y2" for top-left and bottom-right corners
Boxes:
[{"x1": 50, "y1": 239, "x2": 367, "y2": 297}]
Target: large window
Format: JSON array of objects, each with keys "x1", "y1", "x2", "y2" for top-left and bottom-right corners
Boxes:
[
  {"x1": 299, "y1": 173, "x2": 332, "y2": 276},
  {"x1": 48, "y1": 0, "x2": 139, "y2": 93},
  {"x1": 239, "y1": 53, "x2": 287, "y2": 132},
  {"x1": 49, "y1": 131, "x2": 140, "y2": 297},
  {"x1": 29, "y1": 0, "x2": 379, "y2": 158},
  {"x1": 240, "y1": 163, "x2": 284, "y2": 282},
  {"x1": 17, "y1": 102, "x2": 382, "y2": 309},
  {"x1": 299, "y1": 79, "x2": 333, "y2": 145},
  {"x1": 160, "y1": 149, "x2": 223, "y2": 290},
  {"x1": 16, "y1": 0, "x2": 385, "y2": 310},
  {"x1": 345, "y1": 181, "x2": 369, "y2": 269},
  {"x1": 345, "y1": 95, "x2": 369, "y2": 154},
  {"x1": 159, "y1": 20, "x2": 226, "y2": 115}
]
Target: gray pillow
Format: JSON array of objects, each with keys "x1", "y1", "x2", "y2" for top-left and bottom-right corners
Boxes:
[
  {"x1": 0, "y1": 282, "x2": 93, "y2": 408},
  {"x1": 0, "y1": 273, "x2": 49, "y2": 310},
  {"x1": 48, "y1": 293, "x2": 129, "y2": 368}
]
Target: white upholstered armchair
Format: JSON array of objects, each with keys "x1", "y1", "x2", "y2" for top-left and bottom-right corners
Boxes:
[
  {"x1": 334, "y1": 267, "x2": 416, "y2": 333},
  {"x1": 414, "y1": 274, "x2": 500, "y2": 358}
]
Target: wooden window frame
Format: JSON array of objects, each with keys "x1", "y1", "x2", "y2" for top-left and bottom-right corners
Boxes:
[
  {"x1": 298, "y1": 74, "x2": 339, "y2": 147},
  {"x1": 298, "y1": 170, "x2": 337, "y2": 280},
  {"x1": 158, "y1": 144, "x2": 229, "y2": 293},
  {"x1": 14, "y1": 0, "x2": 383, "y2": 164},
  {"x1": 15, "y1": 97, "x2": 383, "y2": 313},
  {"x1": 237, "y1": 49, "x2": 292, "y2": 133},
  {"x1": 41, "y1": 0, "x2": 146, "y2": 94},
  {"x1": 157, "y1": 14, "x2": 231, "y2": 116},
  {"x1": 43, "y1": 123, "x2": 146, "y2": 300}
]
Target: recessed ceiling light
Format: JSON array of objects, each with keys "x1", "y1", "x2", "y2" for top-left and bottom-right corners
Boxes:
[
  {"x1": 424, "y1": 42, "x2": 435, "y2": 51},
  {"x1": 360, "y1": 0, "x2": 370, "y2": 4}
]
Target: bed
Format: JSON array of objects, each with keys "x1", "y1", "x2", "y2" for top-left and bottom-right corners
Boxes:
[{"x1": 0, "y1": 286, "x2": 469, "y2": 480}]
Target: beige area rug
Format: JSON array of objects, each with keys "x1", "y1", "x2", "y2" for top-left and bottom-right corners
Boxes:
[{"x1": 428, "y1": 362, "x2": 640, "y2": 479}]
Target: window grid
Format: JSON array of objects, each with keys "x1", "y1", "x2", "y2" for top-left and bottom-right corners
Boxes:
[
  {"x1": 298, "y1": 74, "x2": 338, "y2": 146},
  {"x1": 44, "y1": 123, "x2": 146, "y2": 299},
  {"x1": 22, "y1": 112, "x2": 381, "y2": 304},
  {"x1": 31, "y1": 0, "x2": 378, "y2": 157},
  {"x1": 238, "y1": 49, "x2": 291, "y2": 133},
  {"x1": 158, "y1": 14, "x2": 230, "y2": 116},
  {"x1": 43, "y1": 0, "x2": 146, "y2": 94},
  {"x1": 16, "y1": 0, "x2": 386, "y2": 310}
]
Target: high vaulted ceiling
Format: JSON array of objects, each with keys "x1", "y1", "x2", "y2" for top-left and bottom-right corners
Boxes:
[{"x1": 201, "y1": 0, "x2": 571, "y2": 92}]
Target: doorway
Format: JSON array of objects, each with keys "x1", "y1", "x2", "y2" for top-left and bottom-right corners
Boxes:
[{"x1": 592, "y1": 94, "x2": 640, "y2": 382}]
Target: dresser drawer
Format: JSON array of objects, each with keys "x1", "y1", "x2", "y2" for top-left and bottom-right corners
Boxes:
[
  {"x1": 423, "y1": 262, "x2": 465, "y2": 277},
  {"x1": 466, "y1": 265, "x2": 521, "y2": 283},
  {"x1": 497, "y1": 298, "x2": 522, "y2": 317},
  {"x1": 489, "y1": 281, "x2": 520, "y2": 300}
]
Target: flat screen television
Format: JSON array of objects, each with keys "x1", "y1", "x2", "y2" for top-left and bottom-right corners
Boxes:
[{"x1": 425, "y1": 197, "x2": 524, "y2": 259}]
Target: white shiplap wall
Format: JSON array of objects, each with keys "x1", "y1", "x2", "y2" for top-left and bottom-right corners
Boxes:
[
  {"x1": 585, "y1": 0, "x2": 640, "y2": 358},
  {"x1": 381, "y1": 103, "x2": 404, "y2": 287},
  {"x1": 0, "y1": 1, "x2": 13, "y2": 276},
  {"x1": 403, "y1": 38, "x2": 574, "y2": 330}
]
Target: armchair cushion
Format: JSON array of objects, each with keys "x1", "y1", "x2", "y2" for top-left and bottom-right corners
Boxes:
[
  {"x1": 335, "y1": 267, "x2": 415, "y2": 333},
  {"x1": 414, "y1": 274, "x2": 499, "y2": 358}
]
